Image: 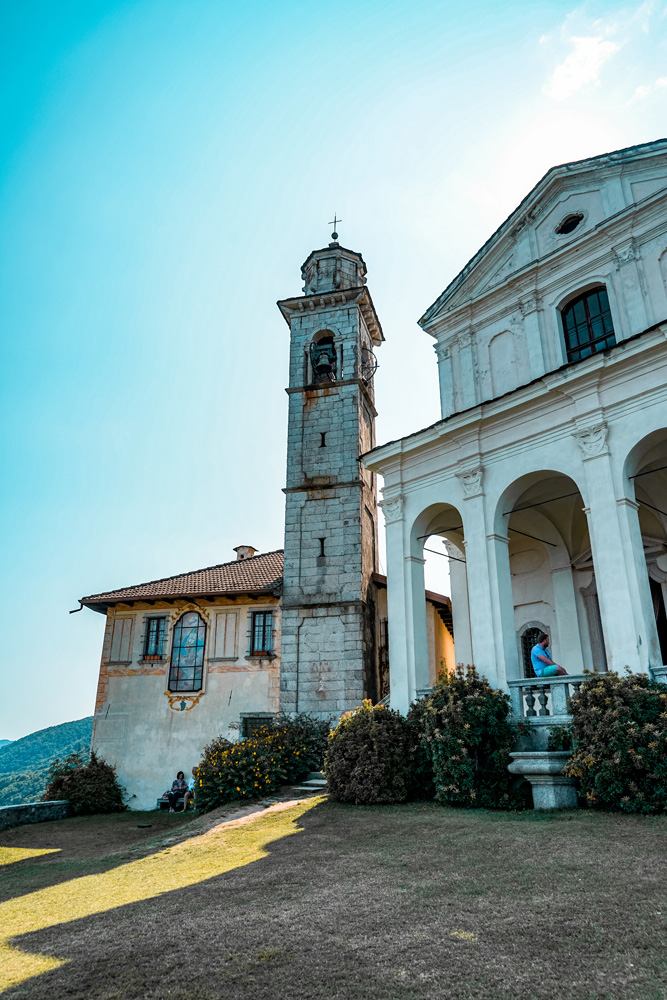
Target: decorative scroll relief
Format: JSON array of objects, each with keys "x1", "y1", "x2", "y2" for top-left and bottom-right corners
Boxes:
[
  {"x1": 379, "y1": 494, "x2": 404, "y2": 524},
  {"x1": 572, "y1": 423, "x2": 609, "y2": 460},
  {"x1": 165, "y1": 691, "x2": 205, "y2": 712},
  {"x1": 455, "y1": 467, "x2": 484, "y2": 498}
]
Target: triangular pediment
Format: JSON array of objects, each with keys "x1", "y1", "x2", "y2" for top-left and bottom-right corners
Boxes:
[{"x1": 420, "y1": 138, "x2": 667, "y2": 330}]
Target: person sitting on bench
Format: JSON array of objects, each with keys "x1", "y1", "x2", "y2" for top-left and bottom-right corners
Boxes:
[
  {"x1": 168, "y1": 771, "x2": 188, "y2": 813},
  {"x1": 183, "y1": 767, "x2": 197, "y2": 811}
]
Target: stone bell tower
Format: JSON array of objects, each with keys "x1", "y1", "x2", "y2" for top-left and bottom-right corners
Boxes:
[{"x1": 277, "y1": 233, "x2": 384, "y2": 719}]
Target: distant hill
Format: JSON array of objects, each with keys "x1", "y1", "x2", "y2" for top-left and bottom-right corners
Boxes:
[
  {"x1": 0, "y1": 740, "x2": 11, "y2": 749},
  {"x1": 0, "y1": 717, "x2": 93, "y2": 807}
]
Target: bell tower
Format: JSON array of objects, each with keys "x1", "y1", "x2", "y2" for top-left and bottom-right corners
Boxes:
[{"x1": 278, "y1": 235, "x2": 384, "y2": 719}]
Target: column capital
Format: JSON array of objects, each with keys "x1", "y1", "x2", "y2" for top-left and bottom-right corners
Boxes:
[
  {"x1": 571, "y1": 421, "x2": 610, "y2": 461},
  {"x1": 612, "y1": 239, "x2": 639, "y2": 267},
  {"x1": 487, "y1": 532, "x2": 510, "y2": 545},
  {"x1": 456, "y1": 466, "x2": 484, "y2": 499},
  {"x1": 616, "y1": 496, "x2": 640, "y2": 511},
  {"x1": 405, "y1": 555, "x2": 426, "y2": 566},
  {"x1": 379, "y1": 493, "x2": 404, "y2": 524}
]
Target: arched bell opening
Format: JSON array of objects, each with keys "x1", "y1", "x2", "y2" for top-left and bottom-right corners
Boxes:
[{"x1": 309, "y1": 329, "x2": 338, "y2": 384}]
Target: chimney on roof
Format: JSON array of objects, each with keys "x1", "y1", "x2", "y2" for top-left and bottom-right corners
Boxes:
[{"x1": 233, "y1": 545, "x2": 257, "y2": 561}]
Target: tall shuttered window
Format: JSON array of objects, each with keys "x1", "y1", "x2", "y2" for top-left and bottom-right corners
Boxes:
[
  {"x1": 250, "y1": 611, "x2": 273, "y2": 655},
  {"x1": 561, "y1": 287, "x2": 615, "y2": 363},
  {"x1": 168, "y1": 611, "x2": 206, "y2": 692}
]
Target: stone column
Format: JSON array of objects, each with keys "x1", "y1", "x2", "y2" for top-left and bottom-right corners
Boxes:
[
  {"x1": 519, "y1": 293, "x2": 547, "y2": 378},
  {"x1": 575, "y1": 423, "x2": 647, "y2": 672},
  {"x1": 616, "y1": 495, "x2": 661, "y2": 669},
  {"x1": 382, "y1": 496, "x2": 429, "y2": 714},
  {"x1": 435, "y1": 341, "x2": 455, "y2": 418},
  {"x1": 444, "y1": 539, "x2": 473, "y2": 667},
  {"x1": 486, "y1": 531, "x2": 518, "y2": 686},
  {"x1": 455, "y1": 468, "x2": 501, "y2": 689},
  {"x1": 551, "y1": 565, "x2": 586, "y2": 674},
  {"x1": 612, "y1": 241, "x2": 651, "y2": 333},
  {"x1": 457, "y1": 330, "x2": 479, "y2": 411}
]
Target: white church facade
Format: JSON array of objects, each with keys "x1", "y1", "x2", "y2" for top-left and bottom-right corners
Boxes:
[
  {"x1": 365, "y1": 139, "x2": 667, "y2": 723},
  {"x1": 80, "y1": 138, "x2": 667, "y2": 806}
]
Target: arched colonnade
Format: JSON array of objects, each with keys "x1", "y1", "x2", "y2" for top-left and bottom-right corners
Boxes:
[{"x1": 380, "y1": 424, "x2": 667, "y2": 715}]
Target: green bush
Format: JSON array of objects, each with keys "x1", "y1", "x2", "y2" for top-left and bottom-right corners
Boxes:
[
  {"x1": 417, "y1": 666, "x2": 524, "y2": 809},
  {"x1": 43, "y1": 750, "x2": 126, "y2": 815},
  {"x1": 325, "y1": 700, "x2": 415, "y2": 805},
  {"x1": 194, "y1": 713, "x2": 330, "y2": 813},
  {"x1": 564, "y1": 671, "x2": 667, "y2": 813},
  {"x1": 405, "y1": 698, "x2": 435, "y2": 800},
  {"x1": 546, "y1": 723, "x2": 573, "y2": 751}
]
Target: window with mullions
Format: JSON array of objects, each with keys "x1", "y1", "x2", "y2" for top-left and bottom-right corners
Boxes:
[
  {"x1": 520, "y1": 626, "x2": 543, "y2": 679},
  {"x1": 168, "y1": 611, "x2": 206, "y2": 692},
  {"x1": 142, "y1": 616, "x2": 167, "y2": 660},
  {"x1": 250, "y1": 611, "x2": 273, "y2": 655},
  {"x1": 561, "y1": 287, "x2": 615, "y2": 363}
]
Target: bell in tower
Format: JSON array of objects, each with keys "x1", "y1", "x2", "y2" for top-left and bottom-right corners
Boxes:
[{"x1": 277, "y1": 228, "x2": 384, "y2": 720}]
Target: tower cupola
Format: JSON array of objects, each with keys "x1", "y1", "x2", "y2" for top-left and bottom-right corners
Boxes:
[{"x1": 301, "y1": 242, "x2": 367, "y2": 295}]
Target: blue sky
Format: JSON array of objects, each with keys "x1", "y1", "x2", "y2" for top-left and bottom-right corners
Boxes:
[{"x1": 2, "y1": 0, "x2": 666, "y2": 739}]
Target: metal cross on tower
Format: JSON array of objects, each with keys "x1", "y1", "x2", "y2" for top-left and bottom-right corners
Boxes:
[{"x1": 329, "y1": 213, "x2": 342, "y2": 241}]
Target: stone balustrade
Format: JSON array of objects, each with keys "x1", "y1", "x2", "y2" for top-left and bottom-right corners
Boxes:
[{"x1": 508, "y1": 674, "x2": 587, "y2": 723}]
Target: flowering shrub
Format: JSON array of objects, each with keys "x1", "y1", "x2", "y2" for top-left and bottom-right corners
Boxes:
[
  {"x1": 564, "y1": 671, "x2": 667, "y2": 813},
  {"x1": 417, "y1": 666, "x2": 524, "y2": 809},
  {"x1": 194, "y1": 713, "x2": 330, "y2": 813},
  {"x1": 325, "y1": 700, "x2": 415, "y2": 805},
  {"x1": 43, "y1": 750, "x2": 126, "y2": 815}
]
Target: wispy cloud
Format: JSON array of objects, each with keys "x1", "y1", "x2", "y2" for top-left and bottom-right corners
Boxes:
[
  {"x1": 543, "y1": 31, "x2": 620, "y2": 101},
  {"x1": 541, "y1": 3, "x2": 663, "y2": 103},
  {"x1": 627, "y1": 75, "x2": 667, "y2": 103}
]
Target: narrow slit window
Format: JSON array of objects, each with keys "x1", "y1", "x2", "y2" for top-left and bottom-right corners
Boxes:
[
  {"x1": 320, "y1": 432, "x2": 326, "y2": 447},
  {"x1": 318, "y1": 537, "x2": 326, "y2": 557}
]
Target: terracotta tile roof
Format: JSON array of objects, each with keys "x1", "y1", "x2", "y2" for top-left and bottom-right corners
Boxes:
[{"x1": 81, "y1": 550, "x2": 284, "y2": 610}]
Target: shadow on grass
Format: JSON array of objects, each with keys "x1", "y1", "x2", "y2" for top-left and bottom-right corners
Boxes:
[
  {"x1": 0, "y1": 798, "x2": 323, "y2": 995},
  {"x1": 3, "y1": 800, "x2": 667, "y2": 1000}
]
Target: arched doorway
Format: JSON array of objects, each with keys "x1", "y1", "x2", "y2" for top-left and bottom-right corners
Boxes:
[
  {"x1": 497, "y1": 471, "x2": 594, "y2": 677},
  {"x1": 625, "y1": 430, "x2": 667, "y2": 669},
  {"x1": 411, "y1": 502, "x2": 466, "y2": 690}
]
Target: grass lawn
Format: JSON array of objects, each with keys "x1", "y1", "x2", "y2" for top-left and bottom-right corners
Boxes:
[{"x1": 1, "y1": 800, "x2": 666, "y2": 999}]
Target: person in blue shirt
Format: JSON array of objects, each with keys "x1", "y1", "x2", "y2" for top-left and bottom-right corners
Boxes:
[{"x1": 530, "y1": 632, "x2": 567, "y2": 677}]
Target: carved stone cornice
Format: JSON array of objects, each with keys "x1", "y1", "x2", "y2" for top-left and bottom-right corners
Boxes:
[{"x1": 519, "y1": 292, "x2": 543, "y2": 316}]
